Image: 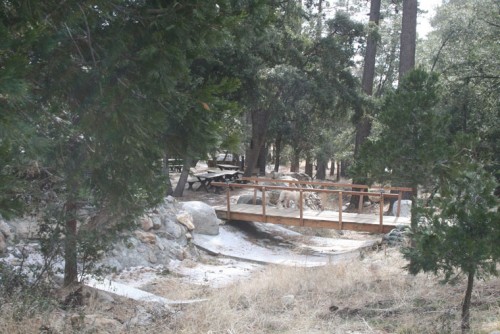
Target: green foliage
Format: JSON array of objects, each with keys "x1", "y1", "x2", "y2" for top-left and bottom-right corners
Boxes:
[
  {"x1": 419, "y1": 0, "x2": 499, "y2": 188},
  {"x1": 1, "y1": 0, "x2": 265, "y2": 285},
  {"x1": 403, "y1": 159, "x2": 499, "y2": 282},
  {"x1": 353, "y1": 69, "x2": 448, "y2": 188},
  {"x1": 262, "y1": 11, "x2": 363, "y2": 166}
]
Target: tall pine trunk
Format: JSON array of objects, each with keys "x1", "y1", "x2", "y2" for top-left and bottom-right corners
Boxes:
[
  {"x1": 351, "y1": 0, "x2": 381, "y2": 208},
  {"x1": 305, "y1": 156, "x2": 314, "y2": 177},
  {"x1": 63, "y1": 175, "x2": 80, "y2": 287},
  {"x1": 64, "y1": 217, "x2": 78, "y2": 287},
  {"x1": 274, "y1": 133, "x2": 282, "y2": 172},
  {"x1": 316, "y1": 156, "x2": 328, "y2": 180},
  {"x1": 243, "y1": 109, "x2": 271, "y2": 177},
  {"x1": 399, "y1": 0, "x2": 417, "y2": 82},
  {"x1": 290, "y1": 149, "x2": 300, "y2": 173}
]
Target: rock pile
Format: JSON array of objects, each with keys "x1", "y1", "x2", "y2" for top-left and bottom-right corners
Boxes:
[
  {"x1": 383, "y1": 225, "x2": 410, "y2": 246},
  {"x1": 0, "y1": 196, "x2": 222, "y2": 273}
]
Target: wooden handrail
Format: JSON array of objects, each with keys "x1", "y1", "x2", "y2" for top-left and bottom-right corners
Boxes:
[
  {"x1": 339, "y1": 191, "x2": 343, "y2": 230},
  {"x1": 212, "y1": 182, "x2": 400, "y2": 199},
  {"x1": 241, "y1": 177, "x2": 413, "y2": 192},
  {"x1": 212, "y1": 181, "x2": 411, "y2": 231},
  {"x1": 238, "y1": 177, "x2": 411, "y2": 219}
]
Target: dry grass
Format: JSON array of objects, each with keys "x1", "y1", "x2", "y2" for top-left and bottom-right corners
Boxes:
[
  {"x1": 1, "y1": 249, "x2": 499, "y2": 333},
  {"x1": 141, "y1": 249, "x2": 500, "y2": 334}
]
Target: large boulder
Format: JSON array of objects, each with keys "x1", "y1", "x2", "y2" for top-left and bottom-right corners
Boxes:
[
  {"x1": 0, "y1": 219, "x2": 12, "y2": 239},
  {"x1": 180, "y1": 201, "x2": 220, "y2": 235},
  {"x1": 237, "y1": 195, "x2": 263, "y2": 205},
  {"x1": 0, "y1": 233, "x2": 6, "y2": 254},
  {"x1": 392, "y1": 200, "x2": 412, "y2": 217}
]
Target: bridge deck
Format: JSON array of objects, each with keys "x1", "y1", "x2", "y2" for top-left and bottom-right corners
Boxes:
[{"x1": 214, "y1": 204, "x2": 410, "y2": 234}]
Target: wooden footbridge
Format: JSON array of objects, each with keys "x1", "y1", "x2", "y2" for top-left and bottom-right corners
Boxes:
[{"x1": 212, "y1": 177, "x2": 412, "y2": 234}]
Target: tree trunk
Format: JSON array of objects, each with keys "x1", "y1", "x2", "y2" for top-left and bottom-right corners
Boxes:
[
  {"x1": 173, "y1": 156, "x2": 194, "y2": 197},
  {"x1": 351, "y1": 0, "x2": 380, "y2": 209},
  {"x1": 274, "y1": 133, "x2": 282, "y2": 172},
  {"x1": 316, "y1": 157, "x2": 327, "y2": 180},
  {"x1": 461, "y1": 270, "x2": 475, "y2": 333},
  {"x1": 336, "y1": 161, "x2": 340, "y2": 181},
  {"x1": 399, "y1": 0, "x2": 417, "y2": 83},
  {"x1": 257, "y1": 144, "x2": 267, "y2": 176},
  {"x1": 340, "y1": 160, "x2": 348, "y2": 178},
  {"x1": 305, "y1": 156, "x2": 314, "y2": 177},
  {"x1": 243, "y1": 109, "x2": 271, "y2": 177},
  {"x1": 64, "y1": 218, "x2": 78, "y2": 287},
  {"x1": 163, "y1": 154, "x2": 174, "y2": 196},
  {"x1": 329, "y1": 158, "x2": 335, "y2": 177},
  {"x1": 290, "y1": 149, "x2": 300, "y2": 172}
]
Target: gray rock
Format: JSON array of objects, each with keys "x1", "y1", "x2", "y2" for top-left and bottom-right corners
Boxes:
[
  {"x1": 139, "y1": 216, "x2": 154, "y2": 232},
  {"x1": 176, "y1": 212, "x2": 195, "y2": 230},
  {"x1": 10, "y1": 218, "x2": 38, "y2": 239},
  {"x1": 128, "y1": 305, "x2": 154, "y2": 327},
  {"x1": 0, "y1": 220, "x2": 12, "y2": 239},
  {"x1": 151, "y1": 216, "x2": 162, "y2": 230},
  {"x1": 162, "y1": 220, "x2": 185, "y2": 240},
  {"x1": 83, "y1": 314, "x2": 123, "y2": 333},
  {"x1": 237, "y1": 195, "x2": 262, "y2": 205},
  {"x1": 0, "y1": 234, "x2": 6, "y2": 254},
  {"x1": 281, "y1": 295, "x2": 295, "y2": 307},
  {"x1": 180, "y1": 201, "x2": 220, "y2": 235},
  {"x1": 392, "y1": 200, "x2": 412, "y2": 217}
]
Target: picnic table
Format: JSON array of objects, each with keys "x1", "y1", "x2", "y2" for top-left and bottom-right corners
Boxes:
[
  {"x1": 217, "y1": 164, "x2": 240, "y2": 171},
  {"x1": 168, "y1": 158, "x2": 184, "y2": 172},
  {"x1": 190, "y1": 170, "x2": 243, "y2": 192},
  {"x1": 194, "y1": 172, "x2": 227, "y2": 192}
]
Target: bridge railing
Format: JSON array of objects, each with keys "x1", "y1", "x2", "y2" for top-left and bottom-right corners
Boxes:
[
  {"x1": 211, "y1": 179, "x2": 412, "y2": 232},
  {"x1": 242, "y1": 177, "x2": 412, "y2": 216}
]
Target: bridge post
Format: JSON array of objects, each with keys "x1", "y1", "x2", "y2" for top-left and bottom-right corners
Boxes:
[
  {"x1": 262, "y1": 187, "x2": 267, "y2": 223},
  {"x1": 339, "y1": 191, "x2": 343, "y2": 230},
  {"x1": 379, "y1": 192, "x2": 384, "y2": 233},
  {"x1": 396, "y1": 191, "x2": 402, "y2": 217},
  {"x1": 226, "y1": 184, "x2": 231, "y2": 221},
  {"x1": 299, "y1": 189, "x2": 303, "y2": 226}
]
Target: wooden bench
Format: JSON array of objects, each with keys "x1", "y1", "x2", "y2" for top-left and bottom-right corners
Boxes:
[
  {"x1": 169, "y1": 165, "x2": 183, "y2": 172},
  {"x1": 217, "y1": 164, "x2": 240, "y2": 171},
  {"x1": 168, "y1": 158, "x2": 184, "y2": 172}
]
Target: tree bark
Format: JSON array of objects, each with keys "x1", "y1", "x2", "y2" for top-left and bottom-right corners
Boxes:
[
  {"x1": 305, "y1": 156, "x2": 314, "y2": 178},
  {"x1": 399, "y1": 0, "x2": 418, "y2": 83},
  {"x1": 163, "y1": 154, "x2": 174, "y2": 196},
  {"x1": 290, "y1": 148, "x2": 301, "y2": 172},
  {"x1": 316, "y1": 157, "x2": 327, "y2": 180},
  {"x1": 340, "y1": 160, "x2": 348, "y2": 178},
  {"x1": 64, "y1": 218, "x2": 78, "y2": 287},
  {"x1": 257, "y1": 144, "x2": 267, "y2": 176},
  {"x1": 329, "y1": 158, "x2": 335, "y2": 177},
  {"x1": 173, "y1": 156, "x2": 194, "y2": 197},
  {"x1": 274, "y1": 133, "x2": 282, "y2": 172},
  {"x1": 461, "y1": 270, "x2": 475, "y2": 333},
  {"x1": 352, "y1": 0, "x2": 381, "y2": 208},
  {"x1": 243, "y1": 109, "x2": 272, "y2": 177}
]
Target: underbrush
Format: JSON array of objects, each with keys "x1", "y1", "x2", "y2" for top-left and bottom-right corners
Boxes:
[
  {"x1": 1, "y1": 249, "x2": 499, "y2": 333},
  {"x1": 0, "y1": 262, "x2": 59, "y2": 333},
  {"x1": 154, "y1": 249, "x2": 500, "y2": 334}
]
